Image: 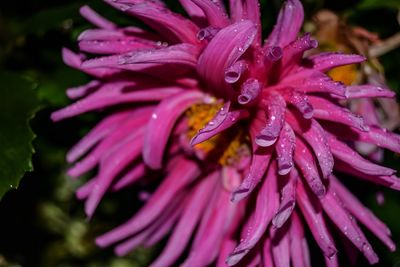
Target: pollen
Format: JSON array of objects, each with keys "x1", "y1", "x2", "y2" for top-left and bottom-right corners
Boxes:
[
  {"x1": 186, "y1": 102, "x2": 250, "y2": 166},
  {"x1": 328, "y1": 64, "x2": 358, "y2": 85}
]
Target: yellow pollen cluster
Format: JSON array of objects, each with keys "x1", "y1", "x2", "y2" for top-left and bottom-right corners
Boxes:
[
  {"x1": 186, "y1": 103, "x2": 249, "y2": 166},
  {"x1": 328, "y1": 64, "x2": 358, "y2": 85}
]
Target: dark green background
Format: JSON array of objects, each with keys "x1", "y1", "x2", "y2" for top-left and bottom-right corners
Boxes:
[{"x1": 0, "y1": 0, "x2": 399, "y2": 266}]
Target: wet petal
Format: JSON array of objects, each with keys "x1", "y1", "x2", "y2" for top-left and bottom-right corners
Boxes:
[{"x1": 143, "y1": 90, "x2": 204, "y2": 169}]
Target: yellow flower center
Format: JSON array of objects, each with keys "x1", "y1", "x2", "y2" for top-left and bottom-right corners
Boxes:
[{"x1": 186, "y1": 101, "x2": 250, "y2": 166}]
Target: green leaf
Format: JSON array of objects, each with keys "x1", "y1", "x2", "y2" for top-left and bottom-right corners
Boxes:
[{"x1": 0, "y1": 72, "x2": 40, "y2": 199}]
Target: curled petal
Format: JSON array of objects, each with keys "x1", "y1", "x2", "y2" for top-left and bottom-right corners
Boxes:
[
  {"x1": 272, "y1": 169, "x2": 297, "y2": 228},
  {"x1": 238, "y1": 78, "x2": 262, "y2": 105},
  {"x1": 281, "y1": 33, "x2": 318, "y2": 72},
  {"x1": 191, "y1": 102, "x2": 249, "y2": 146},
  {"x1": 275, "y1": 123, "x2": 296, "y2": 175},
  {"x1": 266, "y1": 0, "x2": 304, "y2": 48},
  {"x1": 231, "y1": 147, "x2": 273, "y2": 202},
  {"x1": 283, "y1": 90, "x2": 313, "y2": 119},
  {"x1": 197, "y1": 20, "x2": 257, "y2": 97},
  {"x1": 225, "y1": 60, "x2": 248, "y2": 84},
  {"x1": 256, "y1": 92, "x2": 286, "y2": 147},
  {"x1": 143, "y1": 90, "x2": 205, "y2": 169}
]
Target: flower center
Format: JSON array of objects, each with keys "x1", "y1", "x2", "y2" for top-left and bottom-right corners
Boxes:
[{"x1": 186, "y1": 102, "x2": 250, "y2": 167}]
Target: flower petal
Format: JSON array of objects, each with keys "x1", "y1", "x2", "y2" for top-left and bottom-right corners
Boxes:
[
  {"x1": 143, "y1": 90, "x2": 205, "y2": 169},
  {"x1": 265, "y1": 0, "x2": 304, "y2": 48},
  {"x1": 197, "y1": 20, "x2": 257, "y2": 98}
]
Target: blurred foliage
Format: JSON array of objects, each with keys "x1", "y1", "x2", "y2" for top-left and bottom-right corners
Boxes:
[
  {"x1": 0, "y1": 73, "x2": 39, "y2": 199},
  {"x1": 0, "y1": 0, "x2": 399, "y2": 266}
]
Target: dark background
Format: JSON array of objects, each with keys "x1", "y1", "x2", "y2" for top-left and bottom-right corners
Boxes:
[{"x1": 0, "y1": 0, "x2": 399, "y2": 266}]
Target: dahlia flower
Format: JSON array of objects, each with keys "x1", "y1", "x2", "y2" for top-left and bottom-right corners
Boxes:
[{"x1": 52, "y1": 0, "x2": 400, "y2": 266}]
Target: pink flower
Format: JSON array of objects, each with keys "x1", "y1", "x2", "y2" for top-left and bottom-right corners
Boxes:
[{"x1": 52, "y1": 1, "x2": 400, "y2": 266}]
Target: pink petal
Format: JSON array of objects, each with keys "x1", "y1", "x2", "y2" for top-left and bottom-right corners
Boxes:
[
  {"x1": 255, "y1": 92, "x2": 286, "y2": 147},
  {"x1": 296, "y1": 181, "x2": 337, "y2": 258},
  {"x1": 308, "y1": 52, "x2": 366, "y2": 72},
  {"x1": 320, "y1": 189, "x2": 379, "y2": 264},
  {"x1": 227, "y1": 163, "x2": 279, "y2": 266},
  {"x1": 66, "y1": 80, "x2": 101, "y2": 100},
  {"x1": 270, "y1": 226, "x2": 291, "y2": 267},
  {"x1": 95, "y1": 158, "x2": 200, "y2": 247},
  {"x1": 190, "y1": 0, "x2": 229, "y2": 27},
  {"x1": 143, "y1": 90, "x2": 205, "y2": 169},
  {"x1": 345, "y1": 85, "x2": 396, "y2": 99},
  {"x1": 111, "y1": 163, "x2": 146, "y2": 192},
  {"x1": 272, "y1": 169, "x2": 297, "y2": 228},
  {"x1": 331, "y1": 176, "x2": 395, "y2": 251},
  {"x1": 293, "y1": 139, "x2": 326, "y2": 197},
  {"x1": 289, "y1": 212, "x2": 311, "y2": 267},
  {"x1": 79, "y1": 5, "x2": 116, "y2": 29},
  {"x1": 197, "y1": 20, "x2": 257, "y2": 98},
  {"x1": 265, "y1": 0, "x2": 304, "y2": 48},
  {"x1": 275, "y1": 123, "x2": 296, "y2": 175},
  {"x1": 105, "y1": 0, "x2": 199, "y2": 44},
  {"x1": 327, "y1": 135, "x2": 395, "y2": 176},
  {"x1": 150, "y1": 172, "x2": 218, "y2": 267}
]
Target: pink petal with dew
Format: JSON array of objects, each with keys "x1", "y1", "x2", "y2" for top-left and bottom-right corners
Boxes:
[
  {"x1": 345, "y1": 85, "x2": 396, "y2": 99},
  {"x1": 265, "y1": 0, "x2": 304, "y2": 48},
  {"x1": 309, "y1": 96, "x2": 369, "y2": 131},
  {"x1": 275, "y1": 123, "x2": 296, "y2": 175},
  {"x1": 197, "y1": 20, "x2": 257, "y2": 98},
  {"x1": 143, "y1": 90, "x2": 205, "y2": 169},
  {"x1": 230, "y1": 0, "x2": 261, "y2": 44},
  {"x1": 272, "y1": 169, "x2": 297, "y2": 228},
  {"x1": 82, "y1": 43, "x2": 201, "y2": 69},
  {"x1": 51, "y1": 81, "x2": 181, "y2": 121},
  {"x1": 178, "y1": 0, "x2": 206, "y2": 25},
  {"x1": 287, "y1": 112, "x2": 333, "y2": 179},
  {"x1": 320, "y1": 188, "x2": 379, "y2": 264},
  {"x1": 227, "y1": 162, "x2": 279, "y2": 266},
  {"x1": 327, "y1": 135, "x2": 395, "y2": 176},
  {"x1": 293, "y1": 139, "x2": 326, "y2": 197},
  {"x1": 95, "y1": 158, "x2": 200, "y2": 247},
  {"x1": 255, "y1": 92, "x2": 286, "y2": 147},
  {"x1": 104, "y1": 0, "x2": 199, "y2": 44},
  {"x1": 308, "y1": 52, "x2": 366, "y2": 72},
  {"x1": 296, "y1": 182, "x2": 337, "y2": 258},
  {"x1": 331, "y1": 176, "x2": 395, "y2": 251},
  {"x1": 61, "y1": 47, "x2": 121, "y2": 78}
]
